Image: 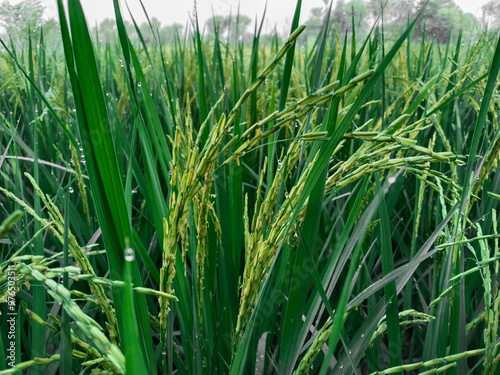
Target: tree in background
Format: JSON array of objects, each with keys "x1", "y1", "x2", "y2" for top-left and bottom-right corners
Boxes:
[
  {"x1": 205, "y1": 14, "x2": 252, "y2": 42},
  {"x1": 0, "y1": 0, "x2": 63, "y2": 50},
  {"x1": 40, "y1": 18, "x2": 61, "y2": 50},
  {"x1": 137, "y1": 18, "x2": 184, "y2": 45},
  {"x1": 304, "y1": 0, "x2": 480, "y2": 45},
  {"x1": 304, "y1": 7, "x2": 324, "y2": 37},
  {"x1": 414, "y1": 0, "x2": 479, "y2": 43},
  {"x1": 333, "y1": 0, "x2": 369, "y2": 34},
  {"x1": 367, "y1": 0, "x2": 410, "y2": 26},
  {"x1": 303, "y1": 0, "x2": 368, "y2": 41},
  {"x1": 95, "y1": 17, "x2": 182, "y2": 46},
  {"x1": 159, "y1": 24, "x2": 183, "y2": 44},
  {"x1": 306, "y1": 0, "x2": 411, "y2": 41},
  {"x1": 97, "y1": 18, "x2": 118, "y2": 45},
  {"x1": 0, "y1": 0, "x2": 45, "y2": 45},
  {"x1": 482, "y1": 0, "x2": 500, "y2": 29},
  {"x1": 138, "y1": 17, "x2": 163, "y2": 45}
]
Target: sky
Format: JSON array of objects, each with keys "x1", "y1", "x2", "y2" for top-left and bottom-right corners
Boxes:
[{"x1": 16, "y1": 0, "x2": 495, "y2": 33}]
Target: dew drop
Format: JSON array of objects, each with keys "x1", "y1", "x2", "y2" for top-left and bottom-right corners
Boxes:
[
  {"x1": 137, "y1": 82, "x2": 142, "y2": 87},
  {"x1": 124, "y1": 248, "x2": 135, "y2": 262},
  {"x1": 69, "y1": 187, "x2": 74, "y2": 194}
]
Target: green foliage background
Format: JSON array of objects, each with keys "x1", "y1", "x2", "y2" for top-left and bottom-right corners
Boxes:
[{"x1": 0, "y1": 0, "x2": 500, "y2": 374}]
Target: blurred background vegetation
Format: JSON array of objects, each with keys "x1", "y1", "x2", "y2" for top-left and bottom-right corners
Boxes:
[
  {"x1": 0, "y1": 0, "x2": 499, "y2": 49},
  {"x1": 1, "y1": 0, "x2": 499, "y2": 373}
]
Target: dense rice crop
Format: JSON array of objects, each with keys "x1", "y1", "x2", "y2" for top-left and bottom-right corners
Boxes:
[{"x1": 1, "y1": 0, "x2": 500, "y2": 374}]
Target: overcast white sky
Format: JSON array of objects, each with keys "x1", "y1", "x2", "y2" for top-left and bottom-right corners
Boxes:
[{"x1": 18, "y1": 0, "x2": 495, "y2": 33}]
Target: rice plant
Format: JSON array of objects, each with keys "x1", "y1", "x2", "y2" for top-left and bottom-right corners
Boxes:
[{"x1": 1, "y1": 0, "x2": 500, "y2": 374}]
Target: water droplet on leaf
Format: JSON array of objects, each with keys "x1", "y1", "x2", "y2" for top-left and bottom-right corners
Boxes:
[{"x1": 124, "y1": 248, "x2": 135, "y2": 262}]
